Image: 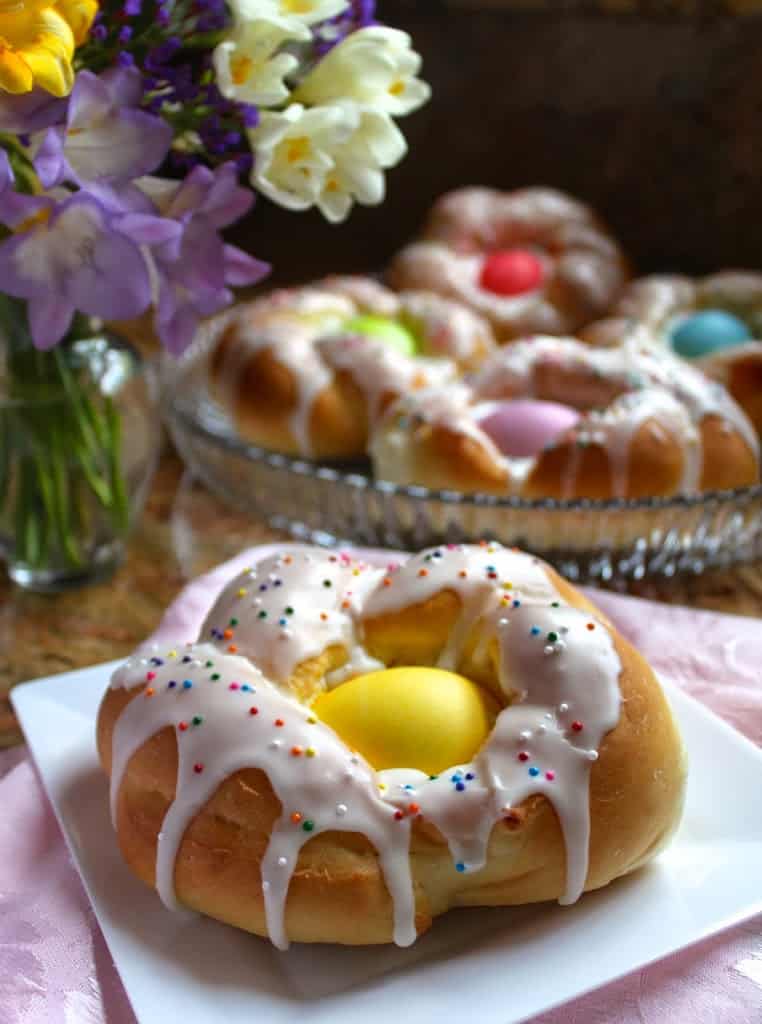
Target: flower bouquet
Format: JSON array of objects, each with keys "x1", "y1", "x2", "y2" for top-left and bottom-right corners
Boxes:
[{"x1": 0, "y1": 0, "x2": 429, "y2": 587}]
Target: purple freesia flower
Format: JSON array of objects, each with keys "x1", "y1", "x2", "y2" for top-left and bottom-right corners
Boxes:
[
  {"x1": 0, "y1": 151, "x2": 51, "y2": 231},
  {"x1": 133, "y1": 163, "x2": 269, "y2": 353},
  {"x1": 0, "y1": 192, "x2": 152, "y2": 350},
  {"x1": 0, "y1": 89, "x2": 66, "y2": 134},
  {"x1": 154, "y1": 221, "x2": 270, "y2": 356},
  {"x1": 0, "y1": 149, "x2": 13, "y2": 196},
  {"x1": 34, "y1": 68, "x2": 172, "y2": 190},
  {"x1": 148, "y1": 161, "x2": 255, "y2": 229}
]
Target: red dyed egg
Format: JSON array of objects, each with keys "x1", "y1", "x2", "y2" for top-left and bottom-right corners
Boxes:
[{"x1": 479, "y1": 249, "x2": 545, "y2": 297}]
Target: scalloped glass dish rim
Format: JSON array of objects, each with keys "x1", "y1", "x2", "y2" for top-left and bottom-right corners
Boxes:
[{"x1": 167, "y1": 398, "x2": 762, "y2": 514}]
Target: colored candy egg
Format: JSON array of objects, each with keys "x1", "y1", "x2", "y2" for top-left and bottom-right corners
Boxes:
[
  {"x1": 479, "y1": 249, "x2": 545, "y2": 297},
  {"x1": 477, "y1": 399, "x2": 581, "y2": 458},
  {"x1": 670, "y1": 309, "x2": 752, "y2": 359},
  {"x1": 343, "y1": 315, "x2": 419, "y2": 357},
  {"x1": 312, "y1": 667, "x2": 498, "y2": 774}
]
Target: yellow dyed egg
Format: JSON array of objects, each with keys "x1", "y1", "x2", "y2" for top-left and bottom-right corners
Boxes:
[{"x1": 312, "y1": 667, "x2": 499, "y2": 774}]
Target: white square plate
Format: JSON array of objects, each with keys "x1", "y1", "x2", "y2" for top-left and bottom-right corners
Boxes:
[{"x1": 12, "y1": 661, "x2": 762, "y2": 1024}]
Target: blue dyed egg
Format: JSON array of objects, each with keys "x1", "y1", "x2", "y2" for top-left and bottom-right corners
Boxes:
[{"x1": 670, "y1": 309, "x2": 752, "y2": 359}]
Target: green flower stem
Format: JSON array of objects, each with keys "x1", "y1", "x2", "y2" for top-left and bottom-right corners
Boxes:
[
  {"x1": 0, "y1": 408, "x2": 8, "y2": 510},
  {"x1": 0, "y1": 134, "x2": 38, "y2": 197},
  {"x1": 105, "y1": 398, "x2": 130, "y2": 535},
  {"x1": 1, "y1": 298, "x2": 131, "y2": 573}
]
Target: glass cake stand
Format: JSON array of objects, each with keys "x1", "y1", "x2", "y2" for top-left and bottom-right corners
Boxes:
[{"x1": 162, "y1": 330, "x2": 762, "y2": 585}]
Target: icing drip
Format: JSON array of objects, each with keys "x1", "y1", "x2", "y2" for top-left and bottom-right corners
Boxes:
[
  {"x1": 108, "y1": 544, "x2": 623, "y2": 949},
  {"x1": 559, "y1": 389, "x2": 700, "y2": 498},
  {"x1": 490, "y1": 604, "x2": 619, "y2": 899}
]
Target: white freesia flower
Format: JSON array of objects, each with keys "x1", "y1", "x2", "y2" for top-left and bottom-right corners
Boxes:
[
  {"x1": 293, "y1": 27, "x2": 431, "y2": 116},
  {"x1": 326, "y1": 104, "x2": 407, "y2": 221},
  {"x1": 249, "y1": 101, "x2": 406, "y2": 223},
  {"x1": 214, "y1": 18, "x2": 304, "y2": 106},
  {"x1": 228, "y1": 0, "x2": 349, "y2": 32},
  {"x1": 249, "y1": 103, "x2": 341, "y2": 211}
]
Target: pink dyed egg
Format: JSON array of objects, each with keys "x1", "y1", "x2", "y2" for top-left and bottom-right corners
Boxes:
[{"x1": 477, "y1": 399, "x2": 580, "y2": 457}]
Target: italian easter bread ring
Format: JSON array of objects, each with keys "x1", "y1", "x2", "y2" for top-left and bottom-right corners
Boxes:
[
  {"x1": 207, "y1": 276, "x2": 495, "y2": 460},
  {"x1": 97, "y1": 544, "x2": 686, "y2": 948},
  {"x1": 371, "y1": 335, "x2": 759, "y2": 499}
]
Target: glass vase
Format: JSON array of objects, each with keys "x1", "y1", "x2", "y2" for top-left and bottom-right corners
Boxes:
[{"x1": 0, "y1": 297, "x2": 160, "y2": 591}]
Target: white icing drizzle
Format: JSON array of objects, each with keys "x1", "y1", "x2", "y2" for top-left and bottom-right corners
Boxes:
[
  {"x1": 198, "y1": 549, "x2": 385, "y2": 683},
  {"x1": 396, "y1": 291, "x2": 494, "y2": 369},
  {"x1": 109, "y1": 645, "x2": 416, "y2": 948},
  {"x1": 212, "y1": 280, "x2": 492, "y2": 457},
  {"x1": 108, "y1": 544, "x2": 622, "y2": 949},
  {"x1": 317, "y1": 334, "x2": 457, "y2": 427},
  {"x1": 558, "y1": 389, "x2": 700, "y2": 498},
  {"x1": 372, "y1": 333, "x2": 759, "y2": 497}
]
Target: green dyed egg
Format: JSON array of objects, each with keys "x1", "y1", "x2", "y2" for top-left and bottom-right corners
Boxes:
[{"x1": 343, "y1": 315, "x2": 419, "y2": 356}]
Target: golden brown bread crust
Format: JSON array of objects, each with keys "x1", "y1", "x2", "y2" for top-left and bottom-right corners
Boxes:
[
  {"x1": 704, "y1": 350, "x2": 762, "y2": 441},
  {"x1": 376, "y1": 413, "x2": 758, "y2": 500},
  {"x1": 210, "y1": 337, "x2": 372, "y2": 460},
  {"x1": 97, "y1": 567, "x2": 686, "y2": 945}
]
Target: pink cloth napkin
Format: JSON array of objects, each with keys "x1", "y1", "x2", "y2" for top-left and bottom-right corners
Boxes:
[{"x1": 2, "y1": 546, "x2": 762, "y2": 1024}]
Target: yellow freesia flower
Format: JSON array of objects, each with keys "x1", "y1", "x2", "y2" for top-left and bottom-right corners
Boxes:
[
  {"x1": 0, "y1": 0, "x2": 96, "y2": 98},
  {"x1": 56, "y1": 0, "x2": 97, "y2": 45}
]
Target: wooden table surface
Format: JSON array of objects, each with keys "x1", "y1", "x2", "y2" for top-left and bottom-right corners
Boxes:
[{"x1": 3, "y1": 450, "x2": 762, "y2": 747}]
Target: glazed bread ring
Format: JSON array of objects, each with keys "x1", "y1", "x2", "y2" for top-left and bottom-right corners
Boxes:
[
  {"x1": 207, "y1": 275, "x2": 495, "y2": 459},
  {"x1": 388, "y1": 187, "x2": 629, "y2": 342},
  {"x1": 583, "y1": 273, "x2": 762, "y2": 439},
  {"x1": 97, "y1": 543, "x2": 686, "y2": 947},
  {"x1": 370, "y1": 334, "x2": 760, "y2": 499}
]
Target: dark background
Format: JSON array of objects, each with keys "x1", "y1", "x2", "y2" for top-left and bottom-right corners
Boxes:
[{"x1": 232, "y1": 1, "x2": 762, "y2": 284}]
